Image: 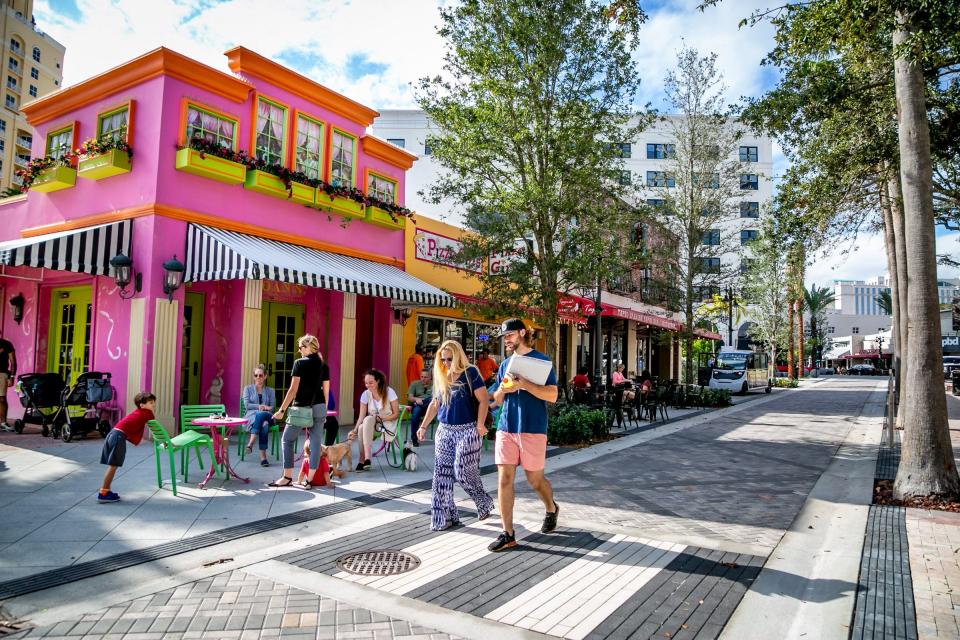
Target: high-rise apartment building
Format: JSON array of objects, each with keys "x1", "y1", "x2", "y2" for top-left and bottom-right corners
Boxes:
[{"x1": 0, "y1": 0, "x2": 64, "y2": 192}]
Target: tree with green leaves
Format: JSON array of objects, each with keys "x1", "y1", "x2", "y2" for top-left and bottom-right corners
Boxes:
[
  {"x1": 741, "y1": 216, "x2": 790, "y2": 378},
  {"x1": 876, "y1": 290, "x2": 893, "y2": 315},
  {"x1": 804, "y1": 284, "x2": 836, "y2": 368},
  {"x1": 646, "y1": 47, "x2": 747, "y2": 383},
  {"x1": 416, "y1": 0, "x2": 651, "y2": 361}
]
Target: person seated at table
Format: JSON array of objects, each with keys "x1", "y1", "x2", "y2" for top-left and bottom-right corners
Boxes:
[
  {"x1": 611, "y1": 363, "x2": 635, "y2": 402},
  {"x1": 571, "y1": 366, "x2": 591, "y2": 390},
  {"x1": 638, "y1": 370, "x2": 653, "y2": 398},
  {"x1": 351, "y1": 368, "x2": 400, "y2": 471},
  {"x1": 407, "y1": 369, "x2": 432, "y2": 446},
  {"x1": 242, "y1": 364, "x2": 276, "y2": 467}
]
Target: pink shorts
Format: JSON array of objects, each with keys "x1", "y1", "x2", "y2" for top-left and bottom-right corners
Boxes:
[{"x1": 495, "y1": 431, "x2": 547, "y2": 471}]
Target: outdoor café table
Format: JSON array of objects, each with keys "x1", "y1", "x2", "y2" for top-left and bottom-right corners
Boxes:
[{"x1": 191, "y1": 416, "x2": 250, "y2": 488}]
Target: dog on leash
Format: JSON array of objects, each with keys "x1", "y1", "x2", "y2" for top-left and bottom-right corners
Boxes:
[
  {"x1": 403, "y1": 441, "x2": 418, "y2": 471},
  {"x1": 324, "y1": 439, "x2": 353, "y2": 478}
]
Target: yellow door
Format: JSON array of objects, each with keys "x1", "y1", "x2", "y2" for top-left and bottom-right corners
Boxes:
[
  {"x1": 180, "y1": 292, "x2": 205, "y2": 405},
  {"x1": 260, "y1": 302, "x2": 304, "y2": 401},
  {"x1": 48, "y1": 286, "x2": 93, "y2": 385}
]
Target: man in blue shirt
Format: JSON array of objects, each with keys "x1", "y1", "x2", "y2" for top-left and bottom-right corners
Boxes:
[{"x1": 488, "y1": 318, "x2": 559, "y2": 551}]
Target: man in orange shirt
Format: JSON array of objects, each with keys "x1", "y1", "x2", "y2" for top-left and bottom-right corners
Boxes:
[
  {"x1": 476, "y1": 347, "x2": 498, "y2": 384},
  {"x1": 406, "y1": 345, "x2": 425, "y2": 387}
]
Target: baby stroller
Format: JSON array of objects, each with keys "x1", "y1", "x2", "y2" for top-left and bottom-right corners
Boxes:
[
  {"x1": 51, "y1": 371, "x2": 114, "y2": 442},
  {"x1": 14, "y1": 373, "x2": 67, "y2": 437}
]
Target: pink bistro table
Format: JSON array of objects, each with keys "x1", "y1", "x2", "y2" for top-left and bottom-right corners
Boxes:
[{"x1": 191, "y1": 416, "x2": 250, "y2": 488}]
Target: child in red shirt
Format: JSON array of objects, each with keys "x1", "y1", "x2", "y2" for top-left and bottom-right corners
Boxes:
[
  {"x1": 98, "y1": 392, "x2": 156, "y2": 502},
  {"x1": 296, "y1": 440, "x2": 331, "y2": 489}
]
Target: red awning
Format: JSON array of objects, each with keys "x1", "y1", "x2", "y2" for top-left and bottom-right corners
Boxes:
[
  {"x1": 844, "y1": 350, "x2": 892, "y2": 359},
  {"x1": 601, "y1": 305, "x2": 682, "y2": 331},
  {"x1": 693, "y1": 328, "x2": 723, "y2": 341}
]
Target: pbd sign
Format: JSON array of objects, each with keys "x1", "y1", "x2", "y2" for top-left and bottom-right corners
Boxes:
[
  {"x1": 414, "y1": 229, "x2": 482, "y2": 273},
  {"x1": 943, "y1": 335, "x2": 960, "y2": 352}
]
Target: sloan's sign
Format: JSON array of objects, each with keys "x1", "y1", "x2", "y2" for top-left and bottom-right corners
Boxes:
[{"x1": 414, "y1": 229, "x2": 482, "y2": 273}]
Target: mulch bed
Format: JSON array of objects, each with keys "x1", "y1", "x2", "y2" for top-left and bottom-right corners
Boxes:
[{"x1": 873, "y1": 479, "x2": 960, "y2": 512}]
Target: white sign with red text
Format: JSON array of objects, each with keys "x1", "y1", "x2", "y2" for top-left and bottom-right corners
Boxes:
[{"x1": 414, "y1": 229, "x2": 482, "y2": 273}]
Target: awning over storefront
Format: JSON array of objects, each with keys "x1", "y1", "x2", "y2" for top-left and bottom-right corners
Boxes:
[
  {"x1": 845, "y1": 350, "x2": 892, "y2": 360},
  {"x1": 186, "y1": 224, "x2": 454, "y2": 307},
  {"x1": 693, "y1": 328, "x2": 723, "y2": 341},
  {"x1": 0, "y1": 220, "x2": 131, "y2": 275}
]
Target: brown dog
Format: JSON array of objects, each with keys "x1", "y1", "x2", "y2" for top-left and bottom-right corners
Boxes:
[{"x1": 323, "y1": 441, "x2": 353, "y2": 478}]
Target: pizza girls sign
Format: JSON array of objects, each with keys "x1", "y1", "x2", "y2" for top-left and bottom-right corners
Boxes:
[{"x1": 414, "y1": 229, "x2": 482, "y2": 273}]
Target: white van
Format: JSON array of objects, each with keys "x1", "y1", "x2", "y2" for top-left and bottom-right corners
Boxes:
[{"x1": 708, "y1": 349, "x2": 772, "y2": 395}]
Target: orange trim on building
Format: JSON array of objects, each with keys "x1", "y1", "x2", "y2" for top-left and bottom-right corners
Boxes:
[
  {"x1": 361, "y1": 135, "x2": 418, "y2": 170},
  {"x1": 224, "y1": 46, "x2": 379, "y2": 128},
  {"x1": 19, "y1": 203, "x2": 404, "y2": 268},
  {"x1": 22, "y1": 48, "x2": 251, "y2": 126}
]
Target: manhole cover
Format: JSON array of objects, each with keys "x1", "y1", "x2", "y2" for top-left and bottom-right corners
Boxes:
[{"x1": 336, "y1": 550, "x2": 421, "y2": 576}]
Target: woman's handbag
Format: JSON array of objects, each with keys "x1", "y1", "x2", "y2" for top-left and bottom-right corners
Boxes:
[{"x1": 285, "y1": 405, "x2": 314, "y2": 428}]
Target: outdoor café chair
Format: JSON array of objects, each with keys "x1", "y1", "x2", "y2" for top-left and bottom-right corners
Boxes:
[
  {"x1": 237, "y1": 396, "x2": 281, "y2": 461},
  {"x1": 178, "y1": 403, "x2": 225, "y2": 470},
  {"x1": 147, "y1": 419, "x2": 218, "y2": 496}
]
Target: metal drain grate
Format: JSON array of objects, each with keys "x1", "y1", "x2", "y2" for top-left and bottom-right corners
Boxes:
[{"x1": 336, "y1": 550, "x2": 421, "y2": 576}]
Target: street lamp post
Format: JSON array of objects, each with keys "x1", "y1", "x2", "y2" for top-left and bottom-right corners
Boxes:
[
  {"x1": 726, "y1": 286, "x2": 734, "y2": 348},
  {"x1": 876, "y1": 335, "x2": 885, "y2": 371},
  {"x1": 592, "y1": 274, "x2": 605, "y2": 408}
]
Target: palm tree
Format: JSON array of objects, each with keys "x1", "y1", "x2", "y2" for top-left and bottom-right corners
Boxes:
[
  {"x1": 804, "y1": 284, "x2": 836, "y2": 367},
  {"x1": 876, "y1": 290, "x2": 893, "y2": 315}
]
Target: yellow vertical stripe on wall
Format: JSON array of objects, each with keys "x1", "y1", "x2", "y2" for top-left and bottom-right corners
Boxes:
[
  {"x1": 339, "y1": 293, "x2": 357, "y2": 424},
  {"x1": 627, "y1": 326, "x2": 638, "y2": 376},
  {"x1": 125, "y1": 297, "x2": 145, "y2": 416},
  {"x1": 390, "y1": 322, "x2": 404, "y2": 394},
  {"x1": 244, "y1": 279, "x2": 263, "y2": 309},
  {"x1": 152, "y1": 298, "x2": 180, "y2": 430}
]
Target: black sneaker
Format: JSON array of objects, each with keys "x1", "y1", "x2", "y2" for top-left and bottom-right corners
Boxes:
[
  {"x1": 541, "y1": 502, "x2": 559, "y2": 533},
  {"x1": 355, "y1": 462, "x2": 366, "y2": 472},
  {"x1": 488, "y1": 530, "x2": 517, "y2": 552},
  {"x1": 362, "y1": 460, "x2": 372, "y2": 470}
]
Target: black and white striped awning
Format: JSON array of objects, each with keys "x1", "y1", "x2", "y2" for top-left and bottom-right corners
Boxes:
[
  {"x1": 185, "y1": 224, "x2": 455, "y2": 307},
  {"x1": 0, "y1": 220, "x2": 131, "y2": 275}
]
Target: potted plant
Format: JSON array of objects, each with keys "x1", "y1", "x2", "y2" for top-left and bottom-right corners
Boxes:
[
  {"x1": 175, "y1": 135, "x2": 249, "y2": 185},
  {"x1": 366, "y1": 196, "x2": 414, "y2": 231},
  {"x1": 77, "y1": 130, "x2": 132, "y2": 180},
  {"x1": 315, "y1": 182, "x2": 368, "y2": 220},
  {"x1": 18, "y1": 150, "x2": 77, "y2": 193},
  {"x1": 243, "y1": 160, "x2": 317, "y2": 205}
]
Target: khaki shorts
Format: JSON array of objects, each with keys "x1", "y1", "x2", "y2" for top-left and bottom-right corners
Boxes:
[
  {"x1": 495, "y1": 431, "x2": 547, "y2": 471},
  {"x1": 0, "y1": 373, "x2": 8, "y2": 395}
]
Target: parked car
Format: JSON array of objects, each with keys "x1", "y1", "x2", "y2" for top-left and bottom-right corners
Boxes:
[
  {"x1": 847, "y1": 364, "x2": 879, "y2": 376},
  {"x1": 943, "y1": 356, "x2": 960, "y2": 379}
]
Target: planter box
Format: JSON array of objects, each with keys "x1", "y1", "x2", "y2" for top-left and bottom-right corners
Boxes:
[
  {"x1": 77, "y1": 149, "x2": 131, "y2": 180},
  {"x1": 315, "y1": 191, "x2": 366, "y2": 220},
  {"x1": 175, "y1": 147, "x2": 246, "y2": 185},
  {"x1": 365, "y1": 206, "x2": 406, "y2": 231},
  {"x1": 244, "y1": 170, "x2": 315, "y2": 205},
  {"x1": 30, "y1": 165, "x2": 76, "y2": 193}
]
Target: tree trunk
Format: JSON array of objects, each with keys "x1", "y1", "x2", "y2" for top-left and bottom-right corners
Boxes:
[
  {"x1": 892, "y1": 11, "x2": 960, "y2": 499},
  {"x1": 890, "y1": 173, "x2": 909, "y2": 430},
  {"x1": 788, "y1": 300, "x2": 795, "y2": 380},
  {"x1": 798, "y1": 299, "x2": 805, "y2": 377},
  {"x1": 880, "y1": 177, "x2": 900, "y2": 448}
]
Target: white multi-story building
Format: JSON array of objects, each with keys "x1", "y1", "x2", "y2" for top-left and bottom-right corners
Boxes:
[{"x1": 372, "y1": 109, "x2": 774, "y2": 347}]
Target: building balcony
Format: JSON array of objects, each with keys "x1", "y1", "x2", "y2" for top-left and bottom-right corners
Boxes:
[
  {"x1": 14, "y1": 155, "x2": 28, "y2": 168},
  {"x1": 15, "y1": 136, "x2": 31, "y2": 149}
]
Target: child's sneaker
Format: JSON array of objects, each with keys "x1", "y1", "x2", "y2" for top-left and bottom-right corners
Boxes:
[{"x1": 97, "y1": 491, "x2": 120, "y2": 503}]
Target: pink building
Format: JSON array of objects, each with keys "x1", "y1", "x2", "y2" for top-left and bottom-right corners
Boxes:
[{"x1": 0, "y1": 46, "x2": 451, "y2": 430}]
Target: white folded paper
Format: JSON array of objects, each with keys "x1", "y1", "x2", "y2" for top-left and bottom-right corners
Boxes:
[{"x1": 503, "y1": 354, "x2": 554, "y2": 386}]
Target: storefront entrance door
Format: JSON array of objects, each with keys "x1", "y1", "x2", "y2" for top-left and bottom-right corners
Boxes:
[
  {"x1": 260, "y1": 302, "x2": 304, "y2": 402},
  {"x1": 180, "y1": 292, "x2": 205, "y2": 405},
  {"x1": 48, "y1": 286, "x2": 92, "y2": 385}
]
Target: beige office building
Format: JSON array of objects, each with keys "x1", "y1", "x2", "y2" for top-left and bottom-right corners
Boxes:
[{"x1": 0, "y1": 0, "x2": 64, "y2": 192}]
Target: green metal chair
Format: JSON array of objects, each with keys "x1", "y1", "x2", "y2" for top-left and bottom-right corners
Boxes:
[
  {"x1": 237, "y1": 397, "x2": 282, "y2": 461},
  {"x1": 147, "y1": 420, "x2": 218, "y2": 496},
  {"x1": 179, "y1": 404, "x2": 225, "y2": 470}
]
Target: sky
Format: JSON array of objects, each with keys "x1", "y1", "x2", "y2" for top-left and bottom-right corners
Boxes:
[{"x1": 38, "y1": 0, "x2": 959, "y2": 285}]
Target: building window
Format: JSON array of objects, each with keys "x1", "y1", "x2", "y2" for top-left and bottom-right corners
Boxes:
[
  {"x1": 828, "y1": 326, "x2": 835, "y2": 334},
  {"x1": 852, "y1": 327, "x2": 859, "y2": 334},
  {"x1": 46, "y1": 125, "x2": 73, "y2": 160},
  {"x1": 741, "y1": 229, "x2": 759, "y2": 245},
  {"x1": 646, "y1": 143, "x2": 675, "y2": 159},
  {"x1": 32, "y1": 47, "x2": 40, "y2": 63},
  {"x1": 185, "y1": 104, "x2": 236, "y2": 149},
  {"x1": 740, "y1": 258, "x2": 754, "y2": 275},
  {"x1": 29, "y1": 67, "x2": 37, "y2": 79},
  {"x1": 294, "y1": 114, "x2": 323, "y2": 180},
  {"x1": 5, "y1": 76, "x2": 14, "y2": 89},
  {"x1": 702, "y1": 229, "x2": 720, "y2": 246},
  {"x1": 646, "y1": 198, "x2": 665, "y2": 207},
  {"x1": 0, "y1": 119, "x2": 6, "y2": 132},
  {"x1": 53, "y1": 80, "x2": 58, "y2": 86},
  {"x1": 367, "y1": 173, "x2": 396, "y2": 203},
  {"x1": 330, "y1": 129, "x2": 356, "y2": 188},
  {"x1": 0, "y1": 139, "x2": 4, "y2": 152},
  {"x1": 98, "y1": 105, "x2": 129, "y2": 142},
  {"x1": 423, "y1": 140, "x2": 432, "y2": 155},
  {"x1": 739, "y1": 146, "x2": 758, "y2": 162},
  {"x1": 740, "y1": 201, "x2": 760, "y2": 218},
  {"x1": 7, "y1": 58, "x2": 16, "y2": 72},
  {"x1": 694, "y1": 172, "x2": 720, "y2": 189},
  {"x1": 5, "y1": 94, "x2": 16, "y2": 109},
  {"x1": 740, "y1": 173, "x2": 759, "y2": 190},
  {"x1": 255, "y1": 97, "x2": 287, "y2": 166},
  {"x1": 696, "y1": 257, "x2": 721, "y2": 274},
  {"x1": 386, "y1": 138, "x2": 405, "y2": 149},
  {"x1": 646, "y1": 171, "x2": 675, "y2": 187},
  {"x1": 617, "y1": 170, "x2": 631, "y2": 186},
  {"x1": 9, "y1": 39, "x2": 20, "y2": 54},
  {"x1": 28, "y1": 84, "x2": 35, "y2": 97},
  {"x1": 694, "y1": 285, "x2": 720, "y2": 301},
  {"x1": 612, "y1": 142, "x2": 631, "y2": 158}
]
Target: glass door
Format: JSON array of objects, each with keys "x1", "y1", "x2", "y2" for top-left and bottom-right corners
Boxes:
[
  {"x1": 180, "y1": 292, "x2": 205, "y2": 405},
  {"x1": 48, "y1": 286, "x2": 92, "y2": 386},
  {"x1": 260, "y1": 302, "x2": 304, "y2": 401}
]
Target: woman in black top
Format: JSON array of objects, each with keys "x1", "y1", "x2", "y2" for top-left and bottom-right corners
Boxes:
[{"x1": 268, "y1": 334, "x2": 330, "y2": 489}]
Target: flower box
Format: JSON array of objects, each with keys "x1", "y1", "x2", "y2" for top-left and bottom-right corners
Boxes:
[
  {"x1": 365, "y1": 206, "x2": 406, "y2": 231},
  {"x1": 175, "y1": 147, "x2": 246, "y2": 185},
  {"x1": 244, "y1": 170, "x2": 315, "y2": 205},
  {"x1": 30, "y1": 165, "x2": 77, "y2": 193},
  {"x1": 77, "y1": 149, "x2": 131, "y2": 180},
  {"x1": 315, "y1": 190, "x2": 366, "y2": 220}
]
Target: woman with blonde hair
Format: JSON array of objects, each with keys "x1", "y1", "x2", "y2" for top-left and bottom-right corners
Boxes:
[
  {"x1": 268, "y1": 334, "x2": 330, "y2": 489},
  {"x1": 417, "y1": 339, "x2": 494, "y2": 530}
]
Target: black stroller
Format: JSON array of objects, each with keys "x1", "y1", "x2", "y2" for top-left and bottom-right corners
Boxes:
[
  {"x1": 52, "y1": 371, "x2": 114, "y2": 442},
  {"x1": 14, "y1": 373, "x2": 67, "y2": 437}
]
